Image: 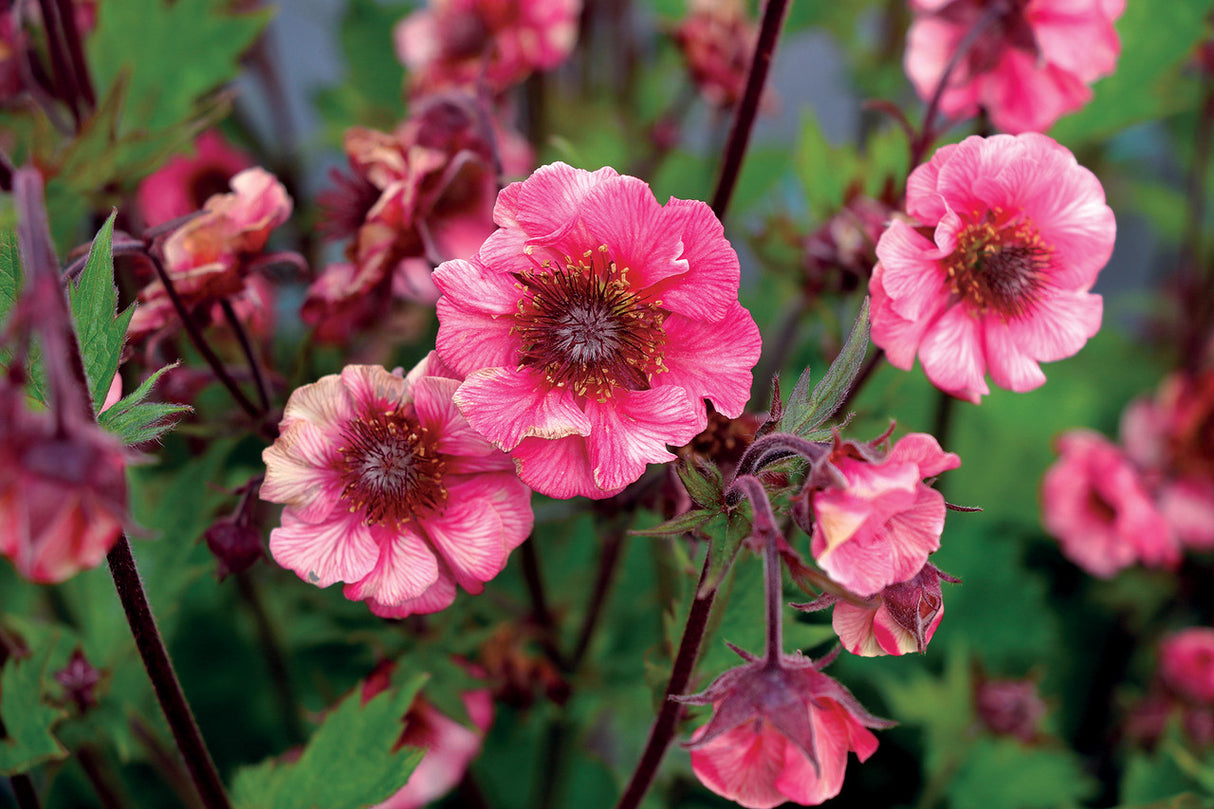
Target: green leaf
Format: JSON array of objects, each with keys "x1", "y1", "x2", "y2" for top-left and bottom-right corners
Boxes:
[
  {"x1": 948, "y1": 736, "x2": 1098, "y2": 809},
  {"x1": 699, "y1": 504, "x2": 753, "y2": 597},
  {"x1": 631, "y1": 507, "x2": 716, "y2": 538},
  {"x1": 676, "y1": 458, "x2": 723, "y2": 510},
  {"x1": 0, "y1": 637, "x2": 68, "y2": 775},
  {"x1": 231, "y1": 673, "x2": 428, "y2": 809},
  {"x1": 794, "y1": 112, "x2": 859, "y2": 221},
  {"x1": 0, "y1": 228, "x2": 18, "y2": 326},
  {"x1": 779, "y1": 297, "x2": 871, "y2": 438},
  {"x1": 67, "y1": 212, "x2": 131, "y2": 411},
  {"x1": 98, "y1": 363, "x2": 191, "y2": 445}
]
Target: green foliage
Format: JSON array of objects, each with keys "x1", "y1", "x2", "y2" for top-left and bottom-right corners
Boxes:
[
  {"x1": 0, "y1": 636, "x2": 68, "y2": 775},
  {"x1": 66, "y1": 212, "x2": 132, "y2": 410},
  {"x1": 794, "y1": 114, "x2": 907, "y2": 221},
  {"x1": 97, "y1": 364, "x2": 191, "y2": 445},
  {"x1": 699, "y1": 503, "x2": 753, "y2": 597},
  {"x1": 777, "y1": 296, "x2": 871, "y2": 439},
  {"x1": 231, "y1": 672, "x2": 427, "y2": 809},
  {"x1": 948, "y1": 736, "x2": 1098, "y2": 809},
  {"x1": 0, "y1": 229, "x2": 18, "y2": 327}
]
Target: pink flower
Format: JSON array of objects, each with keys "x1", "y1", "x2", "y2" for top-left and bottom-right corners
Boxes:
[
  {"x1": 260, "y1": 354, "x2": 533, "y2": 617},
  {"x1": 1041, "y1": 430, "x2": 1179, "y2": 578},
  {"x1": 871, "y1": 133, "x2": 1114, "y2": 403},
  {"x1": 904, "y1": 0, "x2": 1124, "y2": 134},
  {"x1": 395, "y1": 0, "x2": 580, "y2": 93},
  {"x1": 681, "y1": 650, "x2": 892, "y2": 808},
  {"x1": 136, "y1": 131, "x2": 253, "y2": 228},
  {"x1": 1160, "y1": 629, "x2": 1214, "y2": 705},
  {"x1": 433, "y1": 162, "x2": 762, "y2": 499},
  {"x1": 825, "y1": 563, "x2": 953, "y2": 656},
  {"x1": 673, "y1": 0, "x2": 763, "y2": 109},
  {"x1": 974, "y1": 677, "x2": 1047, "y2": 742},
  {"x1": 0, "y1": 376, "x2": 128, "y2": 584},
  {"x1": 795, "y1": 432, "x2": 960, "y2": 598}
]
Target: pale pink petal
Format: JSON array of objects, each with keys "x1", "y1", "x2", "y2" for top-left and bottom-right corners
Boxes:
[
  {"x1": 658, "y1": 304, "x2": 760, "y2": 418},
  {"x1": 1005, "y1": 290, "x2": 1102, "y2": 363},
  {"x1": 368, "y1": 572, "x2": 458, "y2": 618},
  {"x1": 341, "y1": 364, "x2": 409, "y2": 412},
  {"x1": 643, "y1": 197, "x2": 741, "y2": 321},
  {"x1": 455, "y1": 368, "x2": 591, "y2": 450},
  {"x1": 270, "y1": 510, "x2": 380, "y2": 588},
  {"x1": 773, "y1": 706, "x2": 850, "y2": 805},
  {"x1": 872, "y1": 220, "x2": 951, "y2": 322},
  {"x1": 281, "y1": 373, "x2": 354, "y2": 430},
  {"x1": 871, "y1": 603, "x2": 926, "y2": 655},
  {"x1": 885, "y1": 433, "x2": 961, "y2": 478},
  {"x1": 261, "y1": 423, "x2": 343, "y2": 522},
  {"x1": 918, "y1": 305, "x2": 990, "y2": 404},
  {"x1": 343, "y1": 525, "x2": 440, "y2": 604},
  {"x1": 832, "y1": 601, "x2": 885, "y2": 656},
  {"x1": 424, "y1": 472, "x2": 533, "y2": 591},
  {"x1": 1161, "y1": 479, "x2": 1214, "y2": 550},
  {"x1": 904, "y1": 141, "x2": 957, "y2": 224},
  {"x1": 691, "y1": 723, "x2": 790, "y2": 809},
  {"x1": 411, "y1": 376, "x2": 513, "y2": 474},
  {"x1": 584, "y1": 387, "x2": 705, "y2": 496},
  {"x1": 981, "y1": 313, "x2": 1049, "y2": 393},
  {"x1": 511, "y1": 435, "x2": 597, "y2": 499},
  {"x1": 870, "y1": 271, "x2": 944, "y2": 371}
]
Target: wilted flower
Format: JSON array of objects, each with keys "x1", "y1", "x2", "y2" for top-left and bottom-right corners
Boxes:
[
  {"x1": 673, "y1": 0, "x2": 762, "y2": 109},
  {"x1": 794, "y1": 432, "x2": 960, "y2": 598},
  {"x1": 1041, "y1": 430, "x2": 1179, "y2": 578},
  {"x1": 904, "y1": 0, "x2": 1124, "y2": 134},
  {"x1": 136, "y1": 131, "x2": 253, "y2": 228},
  {"x1": 871, "y1": 133, "x2": 1114, "y2": 403},
  {"x1": 433, "y1": 162, "x2": 761, "y2": 499},
  {"x1": 395, "y1": 0, "x2": 580, "y2": 94},
  {"x1": 260, "y1": 354, "x2": 533, "y2": 617},
  {"x1": 680, "y1": 648, "x2": 893, "y2": 808}
]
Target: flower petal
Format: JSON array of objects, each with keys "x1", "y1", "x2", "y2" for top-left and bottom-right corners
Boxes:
[
  {"x1": 343, "y1": 524, "x2": 440, "y2": 604},
  {"x1": 270, "y1": 510, "x2": 380, "y2": 588},
  {"x1": 454, "y1": 368, "x2": 591, "y2": 451},
  {"x1": 658, "y1": 304, "x2": 760, "y2": 418},
  {"x1": 584, "y1": 387, "x2": 705, "y2": 496}
]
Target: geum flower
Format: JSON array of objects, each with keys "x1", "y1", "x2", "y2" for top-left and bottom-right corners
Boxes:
[
  {"x1": 1041, "y1": 429, "x2": 1179, "y2": 578},
  {"x1": 905, "y1": 0, "x2": 1124, "y2": 134},
  {"x1": 434, "y1": 162, "x2": 761, "y2": 499},
  {"x1": 794, "y1": 431, "x2": 960, "y2": 598},
  {"x1": 260, "y1": 354, "x2": 533, "y2": 617},
  {"x1": 871, "y1": 133, "x2": 1115, "y2": 403},
  {"x1": 136, "y1": 130, "x2": 253, "y2": 228},
  {"x1": 680, "y1": 646, "x2": 893, "y2": 808}
]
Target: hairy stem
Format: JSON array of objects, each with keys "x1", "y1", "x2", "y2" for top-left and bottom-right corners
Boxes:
[
  {"x1": 710, "y1": 0, "x2": 792, "y2": 220},
  {"x1": 107, "y1": 537, "x2": 232, "y2": 809},
  {"x1": 614, "y1": 555, "x2": 717, "y2": 809}
]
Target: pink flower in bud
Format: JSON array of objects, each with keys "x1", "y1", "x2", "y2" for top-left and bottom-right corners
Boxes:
[
  {"x1": 54, "y1": 648, "x2": 101, "y2": 713},
  {"x1": 819, "y1": 563, "x2": 956, "y2": 656},
  {"x1": 1160, "y1": 628, "x2": 1214, "y2": 705},
  {"x1": 802, "y1": 195, "x2": 896, "y2": 298},
  {"x1": 395, "y1": 0, "x2": 580, "y2": 94},
  {"x1": 261, "y1": 353, "x2": 533, "y2": 617},
  {"x1": 0, "y1": 378, "x2": 128, "y2": 583},
  {"x1": 795, "y1": 432, "x2": 960, "y2": 598},
  {"x1": 136, "y1": 131, "x2": 253, "y2": 228},
  {"x1": 673, "y1": 0, "x2": 765, "y2": 109},
  {"x1": 904, "y1": 0, "x2": 1124, "y2": 134},
  {"x1": 871, "y1": 133, "x2": 1114, "y2": 403},
  {"x1": 975, "y1": 677, "x2": 1047, "y2": 742},
  {"x1": 434, "y1": 162, "x2": 761, "y2": 499},
  {"x1": 680, "y1": 648, "x2": 893, "y2": 808},
  {"x1": 1041, "y1": 430, "x2": 1179, "y2": 578}
]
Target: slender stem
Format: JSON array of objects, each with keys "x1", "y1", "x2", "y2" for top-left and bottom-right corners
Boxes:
[
  {"x1": 77, "y1": 746, "x2": 128, "y2": 809},
  {"x1": 709, "y1": 0, "x2": 792, "y2": 220},
  {"x1": 34, "y1": 0, "x2": 81, "y2": 126},
  {"x1": 9, "y1": 774, "x2": 41, "y2": 809},
  {"x1": 235, "y1": 573, "x2": 304, "y2": 744},
  {"x1": 146, "y1": 251, "x2": 263, "y2": 422},
  {"x1": 730, "y1": 476, "x2": 782, "y2": 662},
  {"x1": 908, "y1": 2, "x2": 1005, "y2": 170},
  {"x1": 520, "y1": 538, "x2": 567, "y2": 670},
  {"x1": 569, "y1": 525, "x2": 628, "y2": 671},
  {"x1": 219, "y1": 299, "x2": 271, "y2": 415},
  {"x1": 1181, "y1": 72, "x2": 1214, "y2": 370},
  {"x1": 614, "y1": 555, "x2": 718, "y2": 809},
  {"x1": 130, "y1": 716, "x2": 206, "y2": 809},
  {"x1": 106, "y1": 537, "x2": 233, "y2": 809},
  {"x1": 52, "y1": 0, "x2": 94, "y2": 109}
]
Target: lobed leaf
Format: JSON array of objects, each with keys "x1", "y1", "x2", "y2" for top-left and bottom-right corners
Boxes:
[
  {"x1": 67, "y1": 212, "x2": 132, "y2": 411},
  {"x1": 778, "y1": 297, "x2": 871, "y2": 438},
  {"x1": 0, "y1": 636, "x2": 68, "y2": 775},
  {"x1": 97, "y1": 364, "x2": 191, "y2": 445}
]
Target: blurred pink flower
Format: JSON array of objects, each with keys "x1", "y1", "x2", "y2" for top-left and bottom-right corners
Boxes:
[
  {"x1": 1041, "y1": 430, "x2": 1179, "y2": 578},
  {"x1": 433, "y1": 162, "x2": 761, "y2": 499},
  {"x1": 261, "y1": 354, "x2": 533, "y2": 617},
  {"x1": 827, "y1": 563, "x2": 953, "y2": 656},
  {"x1": 1121, "y1": 371, "x2": 1214, "y2": 550},
  {"x1": 904, "y1": 0, "x2": 1124, "y2": 134},
  {"x1": 136, "y1": 131, "x2": 253, "y2": 228},
  {"x1": 871, "y1": 133, "x2": 1114, "y2": 403},
  {"x1": 796, "y1": 433, "x2": 959, "y2": 598},
  {"x1": 395, "y1": 0, "x2": 580, "y2": 94},
  {"x1": 0, "y1": 376, "x2": 128, "y2": 584},
  {"x1": 682, "y1": 649, "x2": 892, "y2": 808},
  {"x1": 673, "y1": 0, "x2": 762, "y2": 109},
  {"x1": 129, "y1": 167, "x2": 291, "y2": 340},
  {"x1": 1161, "y1": 628, "x2": 1214, "y2": 705},
  {"x1": 975, "y1": 677, "x2": 1047, "y2": 742}
]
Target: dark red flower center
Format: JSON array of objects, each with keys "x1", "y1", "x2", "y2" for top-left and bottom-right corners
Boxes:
[
  {"x1": 945, "y1": 211, "x2": 1053, "y2": 318},
  {"x1": 512, "y1": 246, "x2": 667, "y2": 400},
  {"x1": 335, "y1": 406, "x2": 447, "y2": 528}
]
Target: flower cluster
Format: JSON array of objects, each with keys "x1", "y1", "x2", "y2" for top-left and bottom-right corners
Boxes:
[
  {"x1": 433, "y1": 161, "x2": 761, "y2": 499},
  {"x1": 672, "y1": 0, "x2": 762, "y2": 109},
  {"x1": 904, "y1": 0, "x2": 1124, "y2": 134},
  {"x1": 871, "y1": 133, "x2": 1115, "y2": 403},
  {"x1": 1129, "y1": 629, "x2": 1214, "y2": 748},
  {"x1": 137, "y1": 130, "x2": 253, "y2": 228}
]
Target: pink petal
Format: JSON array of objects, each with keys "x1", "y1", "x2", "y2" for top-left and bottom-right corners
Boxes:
[
  {"x1": 411, "y1": 376, "x2": 513, "y2": 474},
  {"x1": 658, "y1": 304, "x2": 760, "y2": 418},
  {"x1": 433, "y1": 255, "x2": 522, "y2": 316},
  {"x1": 434, "y1": 298, "x2": 521, "y2": 378},
  {"x1": 773, "y1": 706, "x2": 850, "y2": 805},
  {"x1": 270, "y1": 510, "x2": 380, "y2": 588},
  {"x1": 981, "y1": 313, "x2": 1049, "y2": 393},
  {"x1": 343, "y1": 525, "x2": 441, "y2": 604},
  {"x1": 367, "y1": 571, "x2": 458, "y2": 618},
  {"x1": 832, "y1": 602, "x2": 884, "y2": 657},
  {"x1": 869, "y1": 270, "x2": 941, "y2": 371},
  {"x1": 918, "y1": 304, "x2": 990, "y2": 403},
  {"x1": 644, "y1": 197, "x2": 741, "y2": 321},
  {"x1": 872, "y1": 221, "x2": 951, "y2": 323},
  {"x1": 510, "y1": 435, "x2": 598, "y2": 499},
  {"x1": 261, "y1": 422, "x2": 343, "y2": 522},
  {"x1": 423, "y1": 472, "x2": 533, "y2": 592},
  {"x1": 584, "y1": 387, "x2": 705, "y2": 496},
  {"x1": 691, "y1": 723, "x2": 790, "y2": 809},
  {"x1": 885, "y1": 432, "x2": 961, "y2": 478},
  {"x1": 1004, "y1": 290, "x2": 1102, "y2": 363},
  {"x1": 281, "y1": 372, "x2": 354, "y2": 430},
  {"x1": 341, "y1": 365, "x2": 408, "y2": 412},
  {"x1": 500, "y1": 162, "x2": 616, "y2": 241},
  {"x1": 454, "y1": 368, "x2": 591, "y2": 451}
]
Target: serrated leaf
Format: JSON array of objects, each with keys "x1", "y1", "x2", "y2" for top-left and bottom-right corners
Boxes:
[
  {"x1": 0, "y1": 228, "x2": 18, "y2": 325},
  {"x1": 948, "y1": 736, "x2": 1098, "y2": 809},
  {"x1": 676, "y1": 459, "x2": 723, "y2": 510},
  {"x1": 98, "y1": 364, "x2": 191, "y2": 445},
  {"x1": 67, "y1": 212, "x2": 131, "y2": 411},
  {"x1": 0, "y1": 637, "x2": 68, "y2": 775},
  {"x1": 231, "y1": 673, "x2": 428, "y2": 809},
  {"x1": 779, "y1": 298, "x2": 871, "y2": 438},
  {"x1": 795, "y1": 112, "x2": 858, "y2": 221},
  {"x1": 699, "y1": 505, "x2": 753, "y2": 597},
  {"x1": 631, "y1": 507, "x2": 716, "y2": 538}
]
